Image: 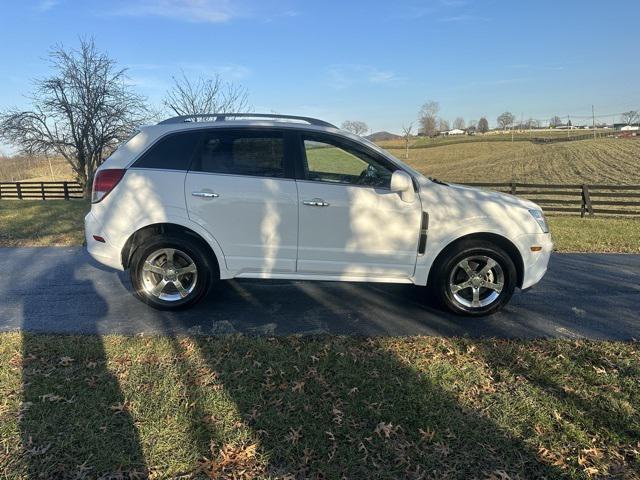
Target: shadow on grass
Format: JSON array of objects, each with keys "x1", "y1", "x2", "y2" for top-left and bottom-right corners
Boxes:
[
  {"x1": 14, "y1": 260, "x2": 566, "y2": 477},
  {"x1": 19, "y1": 256, "x2": 147, "y2": 478},
  {"x1": 475, "y1": 340, "x2": 640, "y2": 475},
  {"x1": 177, "y1": 334, "x2": 564, "y2": 479}
]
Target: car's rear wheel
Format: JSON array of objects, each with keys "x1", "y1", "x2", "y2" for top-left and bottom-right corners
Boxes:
[
  {"x1": 130, "y1": 235, "x2": 214, "y2": 310},
  {"x1": 430, "y1": 240, "x2": 517, "y2": 316}
]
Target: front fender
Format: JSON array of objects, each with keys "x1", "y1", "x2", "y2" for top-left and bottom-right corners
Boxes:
[{"x1": 413, "y1": 217, "x2": 528, "y2": 286}]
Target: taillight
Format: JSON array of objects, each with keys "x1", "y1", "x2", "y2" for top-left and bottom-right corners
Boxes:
[{"x1": 92, "y1": 169, "x2": 126, "y2": 203}]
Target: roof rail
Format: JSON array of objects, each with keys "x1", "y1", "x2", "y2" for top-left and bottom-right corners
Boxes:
[{"x1": 157, "y1": 113, "x2": 337, "y2": 128}]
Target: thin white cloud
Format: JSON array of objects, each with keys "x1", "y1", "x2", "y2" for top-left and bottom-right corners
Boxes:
[
  {"x1": 439, "y1": 0, "x2": 470, "y2": 6},
  {"x1": 177, "y1": 62, "x2": 251, "y2": 80},
  {"x1": 35, "y1": 0, "x2": 60, "y2": 12},
  {"x1": 113, "y1": 0, "x2": 235, "y2": 23},
  {"x1": 110, "y1": 0, "x2": 297, "y2": 24},
  {"x1": 437, "y1": 14, "x2": 488, "y2": 22},
  {"x1": 327, "y1": 64, "x2": 400, "y2": 89}
]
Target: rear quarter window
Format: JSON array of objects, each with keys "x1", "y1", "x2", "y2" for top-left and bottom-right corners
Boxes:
[
  {"x1": 191, "y1": 130, "x2": 286, "y2": 178},
  {"x1": 132, "y1": 131, "x2": 203, "y2": 170}
]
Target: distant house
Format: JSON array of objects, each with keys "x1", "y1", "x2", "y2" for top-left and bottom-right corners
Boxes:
[
  {"x1": 445, "y1": 129, "x2": 465, "y2": 136},
  {"x1": 621, "y1": 125, "x2": 640, "y2": 131}
]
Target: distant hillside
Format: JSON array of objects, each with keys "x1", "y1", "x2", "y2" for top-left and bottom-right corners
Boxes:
[{"x1": 365, "y1": 131, "x2": 401, "y2": 142}]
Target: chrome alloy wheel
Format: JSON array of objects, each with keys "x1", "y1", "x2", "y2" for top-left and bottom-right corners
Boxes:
[
  {"x1": 141, "y1": 248, "x2": 198, "y2": 302},
  {"x1": 448, "y1": 255, "x2": 504, "y2": 308}
]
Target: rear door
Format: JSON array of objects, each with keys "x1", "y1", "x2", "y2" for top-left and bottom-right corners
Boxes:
[
  {"x1": 295, "y1": 132, "x2": 422, "y2": 278},
  {"x1": 185, "y1": 128, "x2": 299, "y2": 274}
]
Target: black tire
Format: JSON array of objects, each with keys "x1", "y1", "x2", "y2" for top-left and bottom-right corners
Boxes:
[
  {"x1": 129, "y1": 234, "x2": 216, "y2": 310},
  {"x1": 429, "y1": 240, "x2": 517, "y2": 316}
]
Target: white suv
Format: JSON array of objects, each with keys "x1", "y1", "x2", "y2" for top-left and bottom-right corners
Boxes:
[{"x1": 85, "y1": 113, "x2": 552, "y2": 315}]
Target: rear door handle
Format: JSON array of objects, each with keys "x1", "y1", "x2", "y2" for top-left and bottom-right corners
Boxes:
[
  {"x1": 192, "y1": 191, "x2": 219, "y2": 198},
  {"x1": 303, "y1": 198, "x2": 330, "y2": 207}
]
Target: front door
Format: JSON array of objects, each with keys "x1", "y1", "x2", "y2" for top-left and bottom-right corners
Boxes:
[
  {"x1": 185, "y1": 128, "x2": 298, "y2": 274},
  {"x1": 295, "y1": 133, "x2": 422, "y2": 278}
]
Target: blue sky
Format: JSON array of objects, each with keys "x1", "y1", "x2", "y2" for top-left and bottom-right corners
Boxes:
[{"x1": 1, "y1": 0, "x2": 639, "y2": 143}]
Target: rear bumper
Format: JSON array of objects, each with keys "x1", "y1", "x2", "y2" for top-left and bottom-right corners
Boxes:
[
  {"x1": 84, "y1": 212, "x2": 124, "y2": 271},
  {"x1": 517, "y1": 232, "x2": 553, "y2": 290}
]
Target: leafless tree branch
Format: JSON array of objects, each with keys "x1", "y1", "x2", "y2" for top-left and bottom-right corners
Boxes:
[
  {"x1": 0, "y1": 38, "x2": 149, "y2": 196},
  {"x1": 163, "y1": 71, "x2": 250, "y2": 120},
  {"x1": 341, "y1": 120, "x2": 368, "y2": 136}
]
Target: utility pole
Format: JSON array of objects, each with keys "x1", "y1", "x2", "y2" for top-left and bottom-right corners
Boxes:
[
  {"x1": 521, "y1": 112, "x2": 524, "y2": 136},
  {"x1": 567, "y1": 115, "x2": 570, "y2": 138},
  {"x1": 592, "y1": 105, "x2": 596, "y2": 139}
]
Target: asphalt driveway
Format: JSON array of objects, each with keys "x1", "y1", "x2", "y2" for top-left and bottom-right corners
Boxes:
[{"x1": 0, "y1": 247, "x2": 638, "y2": 339}]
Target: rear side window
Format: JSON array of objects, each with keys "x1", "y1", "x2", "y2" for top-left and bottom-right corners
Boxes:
[
  {"x1": 192, "y1": 130, "x2": 285, "y2": 178},
  {"x1": 133, "y1": 131, "x2": 202, "y2": 170}
]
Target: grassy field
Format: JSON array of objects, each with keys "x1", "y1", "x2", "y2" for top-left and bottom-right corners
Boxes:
[
  {"x1": 376, "y1": 129, "x2": 614, "y2": 150},
  {"x1": 383, "y1": 138, "x2": 640, "y2": 184},
  {"x1": 0, "y1": 200, "x2": 89, "y2": 247},
  {"x1": 1, "y1": 333, "x2": 638, "y2": 478},
  {"x1": 1, "y1": 200, "x2": 639, "y2": 253},
  {"x1": 548, "y1": 217, "x2": 640, "y2": 253},
  {"x1": 0, "y1": 155, "x2": 71, "y2": 182}
]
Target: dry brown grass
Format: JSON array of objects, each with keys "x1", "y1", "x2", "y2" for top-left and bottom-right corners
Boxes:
[
  {"x1": 383, "y1": 138, "x2": 640, "y2": 184},
  {"x1": 0, "y1": 155, "x2": 73, "y2": 182}
]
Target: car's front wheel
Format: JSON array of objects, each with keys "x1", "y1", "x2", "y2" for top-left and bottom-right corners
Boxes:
[
  {"x1": 130, "y1": 235, "x2": 214, "y2": 310},
  {"x1": 430, "y1": 240, "x2": 517, "y2": 316}
]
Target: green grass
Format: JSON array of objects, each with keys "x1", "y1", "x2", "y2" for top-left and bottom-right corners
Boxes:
[
  {"x1": 0, "y1": 200, "x2": 89, "y2": 247},
  {"x1": 1, "y1": 333, "x2": 638, "y2": 478},
  {"x1": 549, "y1": 216, "x2": 640, "y2": 253}
]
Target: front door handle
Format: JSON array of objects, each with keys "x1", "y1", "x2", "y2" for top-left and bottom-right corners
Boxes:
[
  {"x1": 192, "y1": 191, "x2": 219, "y2": 198},
  {"x1": 303, "y1": 198, "x2": 330, "y2": 207}
]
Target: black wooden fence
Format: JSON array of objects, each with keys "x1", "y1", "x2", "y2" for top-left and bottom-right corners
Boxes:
[
  {"x1": 466, "y1": 182, "x2": 640, "y2": 217},
  {"x1": 0, "y1": 181, "x2": 83, "y2": 200}
]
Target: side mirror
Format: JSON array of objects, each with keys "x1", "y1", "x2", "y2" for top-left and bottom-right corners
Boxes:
[{"x1": 390, "y1": 170, "x2": 415, "y2": 203}]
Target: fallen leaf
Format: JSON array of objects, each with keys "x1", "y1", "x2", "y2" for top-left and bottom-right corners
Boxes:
[{"x1": 58, "y1": 356, "x2": 74, "y2": 367}]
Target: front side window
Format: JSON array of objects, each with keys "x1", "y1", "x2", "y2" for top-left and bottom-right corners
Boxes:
[
  {"x1": 302, "y1": 135, "x2": 395, "y2": 188},
  {"x1": 193, "y1": 130, "x2": 285, "y2": 178},
  {"x1": 133, "y1": 131, "x2": 202, "y2": 170}
]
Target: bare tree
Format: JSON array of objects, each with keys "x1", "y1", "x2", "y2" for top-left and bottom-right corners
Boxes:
[
  {"x1": 497, "y1": 112, "x2": 515, "y2": 130},
  {"x1": 527, "y1": 118, "x2": 540, "y2": 129},
  {"x1": 477, "y1": 117, "x2": 489, "y2": 133},
  {"x1": 549, "y1": 115, "x2": 563, "y2": 128},
  {"x1": 401, "y1": 123, "x2": 413, "y2": 159},
  {"x1": 621, "y1": 110, "x2": 639, "y2": 126},
  {"x1": 163, "y1": 71, "x2": 250, "y2": 118},
  {"x1": 341, "y1": 120, "x2": 368, "y2": 136},
  {"x1": 419, "y1": 100, "x2": 439, "y2": 136},
  {"x1": 438, "y1": 118, "x2": 450, "y2": 133},
  {"x1": 0, "y1": 39, "x2": 148, "y2": 196},
  {"x1": 453, "y1": 117, "x2": 465, "y2": 130}
]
